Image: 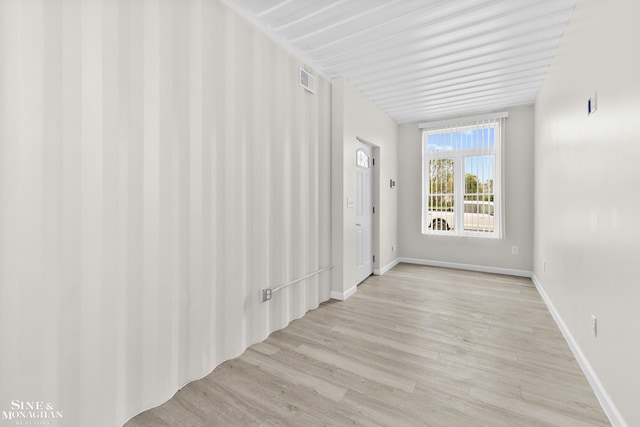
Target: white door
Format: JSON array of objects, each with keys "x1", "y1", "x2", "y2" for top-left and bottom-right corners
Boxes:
[{"x1": 355, "y1": 141, "x2": 373, "y2": 285}]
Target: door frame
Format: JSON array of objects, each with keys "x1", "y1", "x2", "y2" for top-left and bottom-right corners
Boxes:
[
  {"x1": 355, "y1": 137, "x2": 380, "y2": 281},
  {"x1": 355, "y1": 139, "x2": 374, "y2": 285}
]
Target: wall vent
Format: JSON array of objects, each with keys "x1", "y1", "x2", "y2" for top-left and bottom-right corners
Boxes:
[{"x1": 299, "y1": 67, "x2": 316, "y2": 94}]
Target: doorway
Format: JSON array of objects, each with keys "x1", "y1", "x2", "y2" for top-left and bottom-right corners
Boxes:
[{"x1": 355, "y1": 140, "x2": 373, "y2": 285}]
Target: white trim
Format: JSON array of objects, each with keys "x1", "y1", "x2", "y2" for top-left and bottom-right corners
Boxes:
[
  {"x1": 355, "y1": 136, "x2": 378, "y2": 147},
  {"x1": 531, "y1": 275, "x2": 627, "y2": 427},
  {"x1": 374, "y1": 258, "x2": 400, "y2": 276},
  {"x1": 330, "y1": 284, "x2": 357, "y2": 301},
  {"x1": 398, "y1": 257, "x2": 531, "y2": 278},
  {"x1": 419, "y1": 111, "x2": 509, "y2": 129}
]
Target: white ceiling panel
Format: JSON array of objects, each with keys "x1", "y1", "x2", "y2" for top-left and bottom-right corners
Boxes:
[{"x1": 225, "y1": 0, "x2": 576, "y2": 123}]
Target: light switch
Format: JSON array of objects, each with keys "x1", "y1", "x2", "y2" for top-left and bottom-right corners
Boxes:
[{"x1": 588, "y1": 91, "x2": 598, "y2": 115}]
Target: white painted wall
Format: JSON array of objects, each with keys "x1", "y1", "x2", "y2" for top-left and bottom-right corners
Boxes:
[
  {"x1": 398, "y1": 106, "x2": 534, "y2": 274},
  {"x1": 534, "y1": 0, "x2": 640, "y2": 424},
  {"x1": 331, "y1": 78, "x2": 399, "y2": 299},
  {"x1": 0, "y1": 1, "x2": 331, "y2": 426}
]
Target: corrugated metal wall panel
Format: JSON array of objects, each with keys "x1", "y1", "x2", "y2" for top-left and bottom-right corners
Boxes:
[{"x1": 0, "y1": 1, "x2": 331, "y2": 425}]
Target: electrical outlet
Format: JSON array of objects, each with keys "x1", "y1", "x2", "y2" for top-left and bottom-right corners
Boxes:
[
  {"x1": 511, "y1": 246, "x2": 519, "y2": 255},
  {"x1": 261, "y1": 288, "x2": 272, "y2": 302},
  {"x1": 543, "y1": 260, "x2": 546, "y2": 272},
  {"x1": 392, "y1": 244, "x2": 396, "y2": 252},
  {"x1": 591, "y1": 314, "x2": 597, "y2": 337}
]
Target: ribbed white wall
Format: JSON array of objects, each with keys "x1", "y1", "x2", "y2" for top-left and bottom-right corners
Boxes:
[{"x1": 0, "y1": 1, "x2": 331, "y2": 425}]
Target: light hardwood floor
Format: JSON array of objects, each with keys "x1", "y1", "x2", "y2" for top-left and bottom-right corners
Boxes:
[{"x1": 126, "y1": 264, "x2": 610, "y2": 426}]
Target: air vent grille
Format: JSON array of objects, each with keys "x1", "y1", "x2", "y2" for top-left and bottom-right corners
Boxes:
[{"x1": 299, "y1": 68, "x2": 316, "y2": 94}]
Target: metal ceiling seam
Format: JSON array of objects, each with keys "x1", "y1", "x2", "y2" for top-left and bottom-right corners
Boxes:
[
  {"x1": 308, "y1": 0, "x2": 499, "y2": 62},
  {"x1": 335, "y1": 31, "x2": 565, "y2": 83},
  {"x1": 317, "y1": 4, "x2": 574, "y2": 71},
  {"x1": 361, "y1": 57, "x2": 554, "y2": 98},
  {"x1": 313, "y1": 0, "x2": 564, "y2": 64},
  {"x1": 320, "y1": 12, "x2": 572, "y2": 73},
  {"x1": 394, "y1": 91, "x2": 539, "y2": 115},
  {"x1": 358, "y1": 51, "x2": 556, "y2": 96},
  {"x1": 284, "y1": 0, "x2": 403, "y2": 45},
  {"x1": 380, "y1": 80, "x2": 544, "y2": 108},
  {"x1": 351, "y1": 49, "x2": 559, "y2": 93},
  {"x1": 254, "y1": 0, "x2": 296, "y2": 18},
  {"x1": 383, "y1": 85, "x2": 542, "y2": 113},
  {"x1": 375, "y1": 71, "x2": 549, "y2": 105},
  {"x1": 220, "y1": 0, "x2": 330, "y2": 80},
  {"x1": 271, "y1": 0, "x2": 350, "y2": 32},
  {"x1": 297, "y1": 0, "x2": 452, "y2": 54}
]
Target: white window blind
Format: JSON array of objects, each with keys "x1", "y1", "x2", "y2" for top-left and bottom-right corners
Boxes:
[{"x1": 421, "y1": 113, "x2": 507, "y2": 238}]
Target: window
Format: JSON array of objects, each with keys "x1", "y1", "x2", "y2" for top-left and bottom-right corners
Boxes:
[
  {"x1": 356, "y1": 149, "x2": 370, "y2": 168},
  {"x1": 421, "y1": 114, "x2": 506, "y2": 238}
]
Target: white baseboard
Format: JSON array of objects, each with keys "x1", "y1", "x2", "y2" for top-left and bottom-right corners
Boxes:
[
  {"x1": 374, "y1": 258, "x2": 400, "y2": 276},
  {"x1": 531, "y1": 274, "x2": 626, "y2": 427},
  {"x1": 330, "y1": 284, "x2": 357, "y2": 301},
  {"x1": 398, "y1": 257, "x2": 532, "y2": 278}
]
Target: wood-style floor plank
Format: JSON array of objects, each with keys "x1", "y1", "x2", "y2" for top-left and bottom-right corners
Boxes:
[{"x1": 126, "y1": 264, "x2": 610, "y2": 426}]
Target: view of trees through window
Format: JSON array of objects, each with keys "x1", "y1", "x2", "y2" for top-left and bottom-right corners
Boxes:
[
  {"x1": 428, "y1": 156, "x2": 494, "y2": 209},
  {"x1": 428, "y1": 158, "x2": 454, "y2": 211}
]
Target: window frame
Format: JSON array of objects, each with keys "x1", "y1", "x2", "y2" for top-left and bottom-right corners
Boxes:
[{"x1": 421, "y1": 121, "x2": 503, "y2": 239}]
